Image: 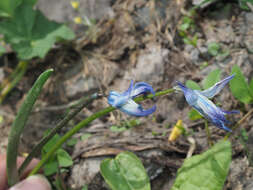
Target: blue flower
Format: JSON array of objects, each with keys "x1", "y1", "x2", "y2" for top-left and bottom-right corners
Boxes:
[
  {"x1": 108, "y1": 80, "x2": 156, "y2": 116},
  {"x1": 176, "y1": 75, "x2": 239, "y2": 132}
]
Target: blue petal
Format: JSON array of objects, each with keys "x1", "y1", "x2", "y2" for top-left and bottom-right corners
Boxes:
[
  {"x1": 131, "y1": 82, "x2": 155, "y2": 98},
  {"x1": 122, "y1": 80, "x2": 134, "y2": 97},
  {"x1": 120, "y1": 99, "x2": 156, "y2": 116},
  {"x1": 191, "y1": 91, "x2": 234, "y2": 131},
  {"x1": 108, "y1": 80, "x2": 156, "y2": 117},
  {"x1": 211, "y1": 119, "x2": 232, "y2": 132},
  {"x1": 176, "y1": 81, "x2": 188, "y2": 93},
  {"x1": 199, "y1": 74, "x2": 235, "y2": 98}
]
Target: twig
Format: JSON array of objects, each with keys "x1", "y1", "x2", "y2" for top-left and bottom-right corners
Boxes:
[
  {"x1": 224, "y1": 108, "x2": 253, "y2": 140},
  {"x1": 187, "y1": 137, "x2": 196, "y2": 158}
]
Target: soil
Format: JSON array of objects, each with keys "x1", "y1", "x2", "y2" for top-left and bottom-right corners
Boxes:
[{"x1": 1, "y1": 0, "x2": 253, "y2": 189}]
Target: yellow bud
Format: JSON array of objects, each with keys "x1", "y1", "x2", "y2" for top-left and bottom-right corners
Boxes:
[
  {"x1": 22, "y1": 152, "x2": 28, "y2": 157},
  {"x1": 169, "y1": 120, "x2": 184, "y2": 142},
  {"x1": 71, "y1": 1, "x2": 79, "y2": 9},
  {"x1": 74, "y1": 17, "x2": 82, "y2": 24}
]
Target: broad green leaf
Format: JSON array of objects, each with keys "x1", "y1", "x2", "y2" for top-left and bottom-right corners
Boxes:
[
  {"x1": 207, "y1": 42, "x2": 220, "y2": 56},
  {"x1": 43, "y1": 159, "x2": 58, "y2": 176},
  {"x1": 0, "y1": 4, "x2": 75, "y2": 60},
  {"x1": 57, "y1": 149, "x2": 73, "y2": 167},
  {"x1": 7, "y1": 69, "x2": 53, "y2": 186},
  {"x1": 186, "y1": 80, "x2": 201, "y2": 90},
  {"x1": 171, "y1": 140, "x2": 232, "y2": 190},
  {"x1": 202, "y1": 69, "x2": 221, "y2": 89},
  {"x1": 23, "y1": 0, "x2": 37, "y2": 5},
  {"x1": 0, "y1": 0, "x2": 22, "y2": 17},
  {"x1": 230, "y1": 65, "x2": 253, "y2": 104},
  {"x1": 249, "y1": 78, "x2": 253, "y2": 97},
  {"x1": 188, "y1": 109, "x2": 202, "y2": 121},
  {"x1": 42, "y1": 133, "x2": 61, "y2": 153},
  {"x1": 100, "y1": 151, "x2": 150, "y2": 190},
  {"x1": 239, "y1": 0, "x2": 253, "y2": 10}
]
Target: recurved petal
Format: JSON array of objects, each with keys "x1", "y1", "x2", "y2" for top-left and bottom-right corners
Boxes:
[
  {"x1": 119, "y1": 99, "x2": 156, "y2": 116},
  {"x1": 211, "y1": 118, "x2": 232, "y2": 132},
  {"x1": 176, "y1": 81, "x2": 188, "y2": 92},
  {"x1": 199, "y1": 74, "x2": 235, "y2": 98},
  {"x1": 108, "y1": 91, "x2": 128, "y2": 108},
  {"x1": 131, "y1": 82, "x2": 155, "y2": 98},
  {"x1": 122, "y1": 80, "x2": 134, "y2": 97}
]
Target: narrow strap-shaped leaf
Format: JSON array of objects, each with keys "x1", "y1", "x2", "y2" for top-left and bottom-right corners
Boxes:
[
  {"x1": 7, "y1": 69, "x2": 53, "y2": 186},
  {"x1": 18, "y1": 93, "x2": 100, "y2": 175}
]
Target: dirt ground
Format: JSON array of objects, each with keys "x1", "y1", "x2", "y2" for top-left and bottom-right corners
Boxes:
[{"x1": 1, "y1": 0, "x2": 253, "y2": 189}]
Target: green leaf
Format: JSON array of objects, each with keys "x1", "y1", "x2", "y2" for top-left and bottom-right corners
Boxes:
[
  {"x1": 57, "y1": 149, "x2": 73, "y2": 167},
  {"x1": 43, "y1": 133, "x2": 61, "y2": 153},
  {"x1": 100, "y1": 151, "x2": 151, "y2": 190},
  {"x1": 82, "y1": 185, "x2": 88, "y2": 190},
  {"x1": 202, "y1": 69, "x2": 221, "y2": 90},
  {"x1": 81, "y1": 133, "x2": 92, "y2": 141},
  {"x1": 249, "y1": 78, "x2": 253, "y2": 97},
  {"x1": 67, "y1": 138, "x2": 78, "y2": 146},
  {"x1": 43, "y1": 159, "x2": 58, "y2": 176},
  {"x1": 0, "y1": 4, "x2": 75, "y2": 60},
  {"x1": 239, "y1": 0, "x2": 253, "y2": 10},
  {"x1": 171, "y1": 140, "x2": 232, "y2": 190},
  {"x1": 186, "y1": 80, "x2": 201, "y2": 90},
  {"x1": 23, "y1": 0, "x2": 37, "y2": 5},
  {"x1": 110, "y1": 126, "x2": 128, "y2": 132},
  {"x1": 7, "y1": 69, "x2": 53, "y2": 186},
  {"x1": 230, "y1": 65, "x2": 253, "y2": 104},
  {"x1": 188, "y1": 109, "x2": 202, "y2": 121},
  {"x1": 207, "y1": 42, "x2": 220, "y2": 56},
  {"x1": 125, "y1": 119, "x2": 141, "y2": 128},
  {"x1": 0, "y1": 0, "x2": 22, "y2": 17}
]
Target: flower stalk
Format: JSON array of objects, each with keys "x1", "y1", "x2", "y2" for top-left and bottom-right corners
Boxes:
[{"x1": 28, "y1": 88, "x2": 175, "y2": 176}]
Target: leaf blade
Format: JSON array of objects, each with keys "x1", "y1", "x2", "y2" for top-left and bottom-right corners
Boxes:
[
  {"x1": 202, "y1": 69, "x2": 221, "y2": 90},
  {"x1": 230, "y1": 65, "x2": 253, "y2": 104},
  {"x1": 171, "y1": 140, "x2": 232, "y2": 190},
  {"x1": 6, "y1": 69, "x2": 53, "y2": 186},
  {"x1": 100, "y1": 151, "x2": 150, "y2": 190},
  {"x1": 186, "y1": 80, "x2": 201, "y2": 90}
]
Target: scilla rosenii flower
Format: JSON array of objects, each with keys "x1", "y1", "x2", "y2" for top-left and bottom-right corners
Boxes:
[
  {"x1": 176, "y1": 74, "x2": 239, "y2": 132},
  {"x1": 108, "y1": 80, "x2": 156, "y2": 116}
]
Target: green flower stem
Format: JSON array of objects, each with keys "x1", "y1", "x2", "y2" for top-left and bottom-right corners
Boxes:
[
  {"x1": 204, "y1": 120, "x2": 213, "y2": 147},
  {"x1": 0, "y1": 61, "x2": 28, "y2": 104},
  {"x1": 18, "y1": 93, "x2": 101, "y2": 175},
  {"x1": 29, "y1": 88, "x2": 175, "y2": 176}
]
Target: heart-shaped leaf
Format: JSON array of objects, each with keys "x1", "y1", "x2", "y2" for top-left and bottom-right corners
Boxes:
[
  {"x1": 171, "y1": 140, "x2": 232, "y2": 190},
  {"x1": 100, "y1": 151, "x2": 150, "y2": 190}
]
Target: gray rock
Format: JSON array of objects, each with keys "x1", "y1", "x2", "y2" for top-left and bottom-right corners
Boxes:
[
  {"x1": 37, "y1": 0, "x2": 114, "y2": 23},
  {"x1": 68, "y1": 157, "x2": 106, "y2": 189},
  {"x1": 64, "y1": 74, "x2": 99, "y2": 98},
  {"x1": 244, "y1": 13, "x2": 253, "y2": 52},
  {"x1": 124, "y1": 44, "x2": 169, "y2": 84}
]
